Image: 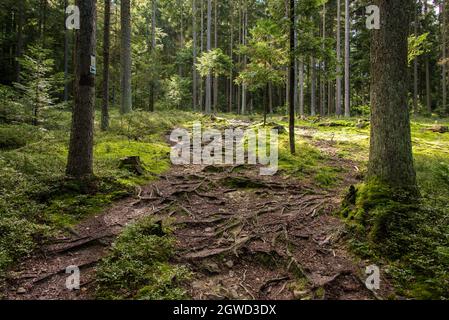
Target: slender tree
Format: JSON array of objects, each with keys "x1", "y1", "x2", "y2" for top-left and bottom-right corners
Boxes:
[
  {"x1": 442, "y1": 0, "x2": 447, "y2": 113},
  {"x1": 424, "y1": 0, "x2": 432, "y2": 112},
  {"x1": 336, "y1": 0, "x2": 342, "y2": 115},
  {"x1": 120, "y1": 0, "x2": 132, "y2": 114},
  {"x1": 213, "y1": 0, "x2": 218, "y2": 111},
  {"x1": 63, "y1": 0, "x2": 69, "y2": 102},
  {"x1": 205, "y1": 0, "x2": 212, "y2": 113},
  {"x1": 289, "y1": 0, "x2": 296, "y2": 154},
  {"x1": 193, "y1": 0, "x2": 198, "y2": 110},
  {"x1": 368, "y1": 0, "x2": 417, "y2": 190},
  {"x1": 344, "y1": 0, "x2": 350, "y2": 117},
  {"x1": 101, "y1": 0, "x2": 111, "y2": 130},
  {"x1": 66, "y1": 0, "x2": 97, "y2": 179}
]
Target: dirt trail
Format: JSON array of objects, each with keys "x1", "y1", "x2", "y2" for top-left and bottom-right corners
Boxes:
[{"x1": 3, "y1": 128, "x2": 381, "y2": 300}]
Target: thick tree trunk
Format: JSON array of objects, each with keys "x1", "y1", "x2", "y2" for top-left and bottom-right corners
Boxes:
[
  {"x1": 344, "y1": 0, "x2": 350, "y2": 117},
  {"x1": 101, "y1": 0, "x2": 110, "y2": 131},
  {"x1": 368, "y1": 0, "x2": 417, "y2": 190},
  {"x1": 336, "y1": 0, "x2": 342, "y2": 116},
  {"x1": 66, "y1": 0, "x2": 97, "y2": 179},
  {"x1": 120, "y1": 0, "x2": 132, "y2": 114}
]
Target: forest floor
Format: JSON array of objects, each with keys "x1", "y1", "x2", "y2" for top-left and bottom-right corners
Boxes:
[
  {"x1": 1, "y1": 112, "x2": 449, "y2": 300},
  {"x1": 3, "y1": 118, "x2": 388, "y2": 300}
]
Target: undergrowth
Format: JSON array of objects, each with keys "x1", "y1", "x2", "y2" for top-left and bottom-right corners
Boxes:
[
  {"x1": 0, "y1": 109, "x2": 197, "y2": 277},
  {"x1": 95, "y1": 217, "x2": 191, "y2": 300}
]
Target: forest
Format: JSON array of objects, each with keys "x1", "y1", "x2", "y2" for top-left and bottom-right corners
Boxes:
[{"x1": 0, "y1": 0, "x2": 449, "y2": 302}]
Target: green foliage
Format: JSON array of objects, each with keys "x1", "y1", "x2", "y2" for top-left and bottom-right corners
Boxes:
[
  {"x1": 196, "y1": 49, "x2": 232, "y2": 78},
  {"x1": 408, "y1": 32, "x2": 430, "y2": 65},
  {"x1": 236, "y1": 19, "x2": 288, "y2": 91},
  {"x1": 96, "y1": 217, "x2": 191, "y2": 300},
  {"x1": 14, "y1": 44, "x2": 56, "y2": 125},
  {"x1": 0, "y1": 85, "x2": 26, "y2": 124},
  {"x1": 160, "y1": 75, "x2": 192, "y2": 109}
]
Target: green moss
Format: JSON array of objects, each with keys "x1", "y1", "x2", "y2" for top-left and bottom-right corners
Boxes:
[{"x1": 96, "y1": 217, "x2": 191, "y2": 300}]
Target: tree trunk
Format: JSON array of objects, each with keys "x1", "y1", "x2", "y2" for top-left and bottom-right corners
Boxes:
[
  {"x1": 66, "y1": 0, "x2": 97, "y2": 179},
  {"x1": 193, "y1": 0, "x2": 198, "y2": 110},
  {"x1": 336, "y1": 0, "x2": 342, "y2": 116},
  {"x1": 213, "y1": 0, "x2": 218, "y2": 111},
  {"x1": 413, "y1": 3, "x2": 419, "y2": 114},
  {"x1": 368, "y1": 0, "x2": 417, "y2": 190},
  {"x1": 16, "y1": 0, "x2": 24, "y2": 83},
  {"x1": 311, "y1": 57, "x2": 316, "y2": 116},
  {"x1": 228, "y1": 0, "x2": 233, "y2": 113},
  {"x1": 299, "y1": 59, "x2": 304, "y2": 116},
  {"x1": 101, "y1": 0, "x2": 110, "y2": 131},
  {"x1": 149, "y1": 0, "x2": 157, "y2": 112},
  {"x1": 424, "y1": 0, "x2": 431, "y2": 113},
  {"x1": 442, "y1": 1, "x2": 447, "y2": 113},
  {"x1": 289, "y1": 0, "x2": 296, "y2": 154},
  {"x1": 344, "y1": 0, "x2": 350, "y2": 117},
  {"x1": 120, "y1": 0, "x2": 132, "y2": 114},
  {"x1": 241, "y1": 7, "x2": 247, "y2": 114},
  {"x1": 205, "y1": 0, "x2": 212, "y2": 113}
]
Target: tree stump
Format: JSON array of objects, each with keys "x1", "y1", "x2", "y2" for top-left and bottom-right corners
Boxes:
[{"x1": 119, "y1": 156, "x2": 145, "y2": 175}]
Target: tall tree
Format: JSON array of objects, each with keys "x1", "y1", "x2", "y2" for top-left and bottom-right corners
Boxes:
[
  {"x1": 101, "y1": 0, "x2": 111, "y2": 130},
  {"x1": 213, "y1": 0, "x2": 219, "y2": 111},
  {"x1": 289, "y1": 0, "x2": 296, "y2": 154},
  {"x1": 368, "y1": 0, "x2": 417, "y2": 190},
  {"x1": 442, "y1": 0, "x2": 447, "y2": 113},
  {"x1": 66, "y1": 0, "x2": 97, "y2": 179},
  {"x1": 424, "y1": 0, "x2": 432, "y2": 112},
  {"x1": 413, "y1": 0, "x2": 420, "y2": 113},
  {"x1": 193, "y1": 0, "x2": 198, "y2": 110},
  {"x1": 205, "y1": 0, "x2": 212, "y2": 113},
  {"x1": 64, "y1": 0, "x2": 69, "y2": 102},
  {"x1": 336, "y1": 0, "x2": 342, "y2": 115},
  {"x1": 344, "y1": 0, "x2": 350, "y2": 117},
  {"x1": 120, "y1": 0, "x2": 132, "y2": 114}
]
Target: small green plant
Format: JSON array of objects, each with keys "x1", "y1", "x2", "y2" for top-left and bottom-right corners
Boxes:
[{"x1": 96, "y1": 217, "x2": 191, "y2": 300}]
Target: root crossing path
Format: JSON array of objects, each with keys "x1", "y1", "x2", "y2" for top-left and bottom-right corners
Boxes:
[{"x1": 4, "y1": 161, "x2": 380, "y2": 300}]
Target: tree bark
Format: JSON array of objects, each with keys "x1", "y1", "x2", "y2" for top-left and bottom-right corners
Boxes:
[
  {"x1": 344, "y1": 0, "x2": 350, "y2": 117},
  {"x1": 120, "y1": 0, "x2": 132, "y2": 114},
  {"x1": 424, "y1": 0, "x2": 431, "y2": 113},
  {"x1": 413, "y1": 2, "x2": 419, "y2": 114},
  {"x1": 193, "y1": 0, "x2": 198, "y2": 110},
  {"x1": 101, "y1": 0, "x2": 110, "y2": 131},
  {"x1": 213, "y1": 0, "x2": 218, "y2": 111},
  {"x1": 311, "y1": 57, "x2": 316, "y2": 116},
  {"x1": 299, "y1": 59, "x2": 304, "y2": 116},
  {"x1": 368, "y1": 0, "x2": 417, "y2": 190},
  {"x1": 66, "y1": 0, "x2": 97, "y2": 179},
  {"x1": 289, "y1": 0, "x2": 296, "y2": 154},
  {"x1": 205, "y1": 0, "x2": 212, "y2": 113},
  {"x1": 442, "y1": 1, "x2": 447, "y2": 113},
  {"x1": 336, "y1": 0, "x2": 342, "y2": 116}
]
